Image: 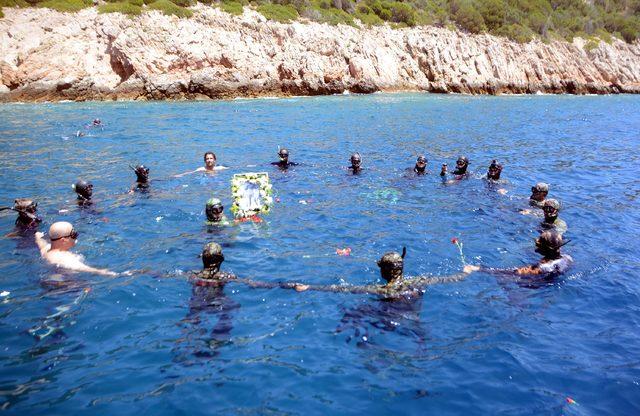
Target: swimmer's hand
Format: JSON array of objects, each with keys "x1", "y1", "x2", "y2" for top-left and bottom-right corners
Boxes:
[
  {"x1": 294, "y1": 284, "x2": 309, "y2": 292},
  {"x1": 35, "y1": 231, "x2": 44, "y2": 239},
  {"x1": 463, "y1": 265, "x2": 480, "y2": 273},
  {"x1": 520, "y1": 209, "x2": 532, "y2": 215},
  {"x1": 497, "y1": 189, "x2": 508, "y2": 195}
]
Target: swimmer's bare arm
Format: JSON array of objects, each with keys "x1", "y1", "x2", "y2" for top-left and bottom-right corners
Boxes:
[
  {"x1": 174, "y1": 169, "x2": 199, "y2": 178},
  {"x1": 35, "y1": 232, "x2": 50, "y2": 256},
  {"x1": 62, "y1": 260, "x2": 119, "y2": 277}
]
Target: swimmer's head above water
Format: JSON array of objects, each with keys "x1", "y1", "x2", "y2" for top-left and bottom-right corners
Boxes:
[
  {"x1": 132, "y1": 164, "x2": 149, "y2": 183},
  {"x1": 454, "y1": 156, "x2": 469, "y2": 174},
  {"x1": 377, "y1": 247, "x2": 406, "y2": 283},
  {"x1": 350, "y1": 153, "x2": 362, "y2": 171},
  {"x1": 49, "y1": 221, "x2": 79, "y2": 251},
  {"x1": 535, "y1": 230, "x2": 568, "y2": 260},
  {"x1": 415, "y1": 155, "x2": 427, "y2": 173},
  {"x1": 542, "y1": 199, "x2": 560, "y2": 222},
  {"x1": 487, "y1": 159, "x2": 503, "y2": 180},
  {"x1": 13, "y1": 198, "x2": 40, "y2": 225},
  {"x1": 202, "y1": 242, "x2": 224, "y2": 272},
  {"x1": 73, "y1": 180, "x2": 93, "y2": 201},
  {"x1": 278, "y1": 148, "x2": 289, "y2": 163},
  {"x1": 530, "y1": 182, "x2": 549, "y2": 202},
  {"x1": 205, "y1": 198, "x2": 225, "y2": 222},
  {"x1": 204, "y1": 152, "x2": 217, "y2": 170}
]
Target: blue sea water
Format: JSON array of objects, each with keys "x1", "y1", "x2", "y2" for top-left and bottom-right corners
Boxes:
[{"x1": 0, "y1": 93, "x2": 639, "y2": 415}]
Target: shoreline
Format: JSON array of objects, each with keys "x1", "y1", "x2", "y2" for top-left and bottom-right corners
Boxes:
[{"x1": 1, "y1": 7, "x2": 640, "y2": 103}]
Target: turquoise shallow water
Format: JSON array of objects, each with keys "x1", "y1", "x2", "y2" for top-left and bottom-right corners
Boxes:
[{"x1": 0, "y1": 93, "x2": 639, "y2": 415}]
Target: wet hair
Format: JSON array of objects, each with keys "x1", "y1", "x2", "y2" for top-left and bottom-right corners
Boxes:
[
  {"x1": 14, "y1": 198, "x2": 36, "y2": 211},
  {"x1": 376, "y1": 248, "x2": 406, "y2": 282},
  {"x1": 203, "y1": 152, "x2": 217, "y2": 162},
  {"x1": 457, "y1": 156, "x2": 469, "y2": 165},
  {"x1": 417, "y1": 155, "x2": 427, "y2": 164},
  {"x1": 350, "y1": 153, "x2": 361, "y2": 162},
  {"x1": 278, "y1": 148, "x2": 289, "y2": 156},
  {"x1": 202, "y1": 242, "x2": 224, "y2": 269},
  {"x1": 535, "y1": 230, "x2": 567, "y2": 259}
]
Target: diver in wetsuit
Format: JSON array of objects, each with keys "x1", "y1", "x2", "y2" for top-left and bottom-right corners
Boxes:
[
  {"x1": 191, "y1": 242, "x2": 280, "y2": 289},
  {"x1": 453, "y1": 156, "x2": 470, "y2": 176},
  {"x1": 477, "y1": 230, "x2": 573, "y2": 277},
  {"x1": 529, "y1": 182, "x2": 549, "y2": 208},
  {"x1": 271, "y1": 148, "x2": 298, "y2": 170},
  {"x1": 73, "y1": 180, "x2": 93, "y2": 206},
  {"x1": 412, "y1": 155, "x2": 428, "y2": 175},
  {"x1": 192, "y1": 243, "x2": 237, "y2": 283},
  {"x1": 130, "y1": 164, "x2": 150, "y2": 192},
  {"x1": 290, "y1": 248, "x2": 477, "y2": 299},
  {"x1": 205, "y1": 198, "x2": 231, "y2": 226},
  {"x1": 10, "y1": 198, "x2": 42, "y2": 228},
  {"x1": 348, "y1": 153, "x2": 362, "y2": 174},
  {"x1": 487, "y1": 160, "x2": 503, "y2": 180},
  {"x1": 441, "y1": 156, "x2": 470, "y2": 180},
  {"x1": 541, "y1": 199, "x2": 567, "y2": 235}
]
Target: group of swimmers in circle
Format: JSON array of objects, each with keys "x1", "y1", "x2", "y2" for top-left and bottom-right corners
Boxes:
[{"x1": 3, "y1": 126, "x2": 572, "y2": 299}]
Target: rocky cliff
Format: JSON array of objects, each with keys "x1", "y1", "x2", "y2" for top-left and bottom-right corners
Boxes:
[{"x1": 1, "y1": 6, "x2": 640, "y2": 102}]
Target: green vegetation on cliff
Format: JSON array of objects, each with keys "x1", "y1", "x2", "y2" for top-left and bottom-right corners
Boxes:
[{"x1": 1, "y1": 0, "x2": 638, "y2": 43}]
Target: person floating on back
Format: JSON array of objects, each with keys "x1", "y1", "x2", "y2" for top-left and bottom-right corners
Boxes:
[
  {"x1": 35, "y1": 222, "x2": 118, "y2": 276},
  {"x1": 271, "y1": 148, "x2": 298, "y2": 170}
]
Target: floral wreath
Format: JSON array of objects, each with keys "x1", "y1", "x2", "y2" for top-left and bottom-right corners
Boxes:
[{"x1": 230, "y1": 172, "x2": 273, "y2": 218}]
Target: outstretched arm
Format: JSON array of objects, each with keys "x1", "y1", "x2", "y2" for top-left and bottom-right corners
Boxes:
[
  {"x1": 408, "y1": 264, "x2": 479, "y2": 287},
  {"x1": 174, "y1": 168, "x2": 203, "y2": 178},
  {"x1": 35, "y1": 232, "x2": 50, "y2": 256}
]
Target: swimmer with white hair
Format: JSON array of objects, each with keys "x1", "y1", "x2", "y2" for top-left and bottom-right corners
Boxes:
[{"x1": 35, "y1": 221, "x2": 118, "y2": 277}]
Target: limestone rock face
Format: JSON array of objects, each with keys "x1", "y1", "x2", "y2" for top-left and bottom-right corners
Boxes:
[{"x1": 1, "y1": 5, "x2": 639, "y2": 101}]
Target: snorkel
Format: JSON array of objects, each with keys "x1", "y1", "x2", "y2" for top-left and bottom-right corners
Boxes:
[
  {"x1": 453, "y1": 156, "x2": 469, "y2": 175},
  {"x1": 130, "y1": 164, "x2": 150, "y2": 183},
  {"x1": 487, "y1": 160, "x2": 503, "y2": 180},
  {"x1": 377, "y1": 247, "x2": 406, "y2": 283}
]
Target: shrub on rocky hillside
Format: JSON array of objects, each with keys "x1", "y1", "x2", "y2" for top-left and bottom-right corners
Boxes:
[
  {"x1": 147, "y1": 0, "x2": 192, "y2": 16},
  {"x1": 98, "y1": 1, "x2": 142, "y2": 15}
]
